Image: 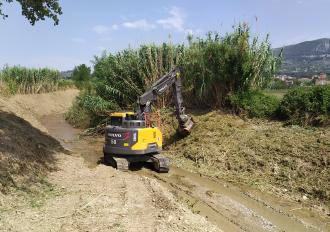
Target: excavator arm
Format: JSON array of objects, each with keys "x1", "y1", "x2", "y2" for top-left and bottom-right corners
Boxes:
[{"x1": 138, "y1": 68, "x2": 194, "y2": 136}]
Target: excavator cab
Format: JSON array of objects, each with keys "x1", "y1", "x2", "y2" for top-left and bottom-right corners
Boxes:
[
  {"x1": 108, "y1": 112, "x2": 136, "y2": 126},
  {"x1": 103, "y1": 68, "x2": 194, "y2": 173}
]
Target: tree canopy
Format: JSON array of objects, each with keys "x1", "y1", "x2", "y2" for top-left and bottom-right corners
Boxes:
[{"x1": 0, "y1": 0, "x2": 62, "y2": 25}]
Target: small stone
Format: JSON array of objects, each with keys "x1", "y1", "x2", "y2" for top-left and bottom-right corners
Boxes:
[{"x1": 302, "y1": 195, "x2": 308, "y2": 200}]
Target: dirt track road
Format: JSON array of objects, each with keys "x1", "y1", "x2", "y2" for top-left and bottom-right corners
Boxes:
[
  {"x1": 1, "y1": 90, "x2": 329, "y2": 231},
  {"x1": 38, "y1": 113, "x2": 329, "y2": 232}
]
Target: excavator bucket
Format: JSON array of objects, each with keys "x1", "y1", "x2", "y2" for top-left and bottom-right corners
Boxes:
[{"x1": 178, "y1": 117, "x2": 194, "y2": 137}]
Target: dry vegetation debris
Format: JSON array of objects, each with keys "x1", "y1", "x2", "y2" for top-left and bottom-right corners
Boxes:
[{"x1": 164, "y1": 111, "x2": 330, "y2": 208}]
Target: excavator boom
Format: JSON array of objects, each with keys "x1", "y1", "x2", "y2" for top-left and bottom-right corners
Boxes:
[{"x1": 138, "y1": 68, "x2": 194, "y2": 136}]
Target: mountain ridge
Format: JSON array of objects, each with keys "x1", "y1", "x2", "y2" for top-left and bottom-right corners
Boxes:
[{"x1": 273, "y1": 38, "x2": 330, "y2": 77}]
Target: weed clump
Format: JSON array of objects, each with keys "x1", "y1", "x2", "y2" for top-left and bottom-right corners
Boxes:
[
  {"x1": 230, "y1": 90, "x2": 280, "y2": 118},
  {"x1": 279, "y1": 86, "x2": 330, "y2": 126}
]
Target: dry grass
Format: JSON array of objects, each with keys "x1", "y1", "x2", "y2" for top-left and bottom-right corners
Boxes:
[
  {"x1": 0, "y1": 111, "x2": 64, "y2": 193},
  {"x1": 163, "y1": 111, "x2": 330, "y2": 207}
]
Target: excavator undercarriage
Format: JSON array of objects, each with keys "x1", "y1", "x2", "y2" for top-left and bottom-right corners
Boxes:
[{"x1": 104, "y1": 153, "x2": 170, "y2": 173}]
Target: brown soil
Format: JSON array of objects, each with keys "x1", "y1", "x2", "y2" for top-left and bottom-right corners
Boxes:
[
  {"x1": 1, "y1": 91, "x2": 329, "y2": 231},
  {"x1": 0, "y1": 90, "x2": 219, "y2": 232},
  {"x1": 0, "y1": 90, "x2": 79, "y2": 193}
]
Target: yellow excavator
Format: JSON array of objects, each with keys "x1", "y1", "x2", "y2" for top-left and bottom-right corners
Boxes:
[{"x1": 103, "y1": 68, "x2": 194, "y2": 172}]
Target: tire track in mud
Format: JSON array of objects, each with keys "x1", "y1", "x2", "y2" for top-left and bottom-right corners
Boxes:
[{"x1": 138, "y1": 167, "x2": 326, "y2": 232}]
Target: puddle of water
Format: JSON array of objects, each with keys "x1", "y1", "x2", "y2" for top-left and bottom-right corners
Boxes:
[
  {"x1": 142, "y1": 167, "x2": 326, "y2": 232},
  {"x1": 40, "y1": 114, "x2": 103, "y2": 168},
  {"x1": 40, "y1": 114, "x2": 81, "y2": 149}
]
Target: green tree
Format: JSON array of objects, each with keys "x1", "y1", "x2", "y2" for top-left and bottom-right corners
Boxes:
[
  {"x1": 72, "y1": 64, "x2": 91, "y2": 89},
  {"x1": 0, "y1": 0, "x2": 62, "y2": 25}
]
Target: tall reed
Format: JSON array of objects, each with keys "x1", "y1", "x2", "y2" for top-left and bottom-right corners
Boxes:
[
  {"x1": 75, "y1": 24, "x2": 281, "y2": 121},
  {"x1": 0, "y1": 66, "x2": 62, "y2": 94}
]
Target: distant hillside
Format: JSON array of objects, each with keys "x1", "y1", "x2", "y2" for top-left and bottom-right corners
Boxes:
[{"x1": 274, "y1": 38, "x2": 330, "y2": 77}]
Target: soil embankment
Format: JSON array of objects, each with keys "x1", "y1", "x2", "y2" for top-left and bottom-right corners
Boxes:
[
  {"x1": 0, "y1": 90, "x2": 329, "y2": 231},
  {"x1": 0, "y1": 90, "x2": 79, "y2": 193},
  {"x1": 0, "y1": 90, "x2": 219, "y2": 232}
]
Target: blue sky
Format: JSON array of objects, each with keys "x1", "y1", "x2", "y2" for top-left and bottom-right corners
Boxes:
[{"x1": 1, "y1": 0, "x2": 329, "y2": 71}]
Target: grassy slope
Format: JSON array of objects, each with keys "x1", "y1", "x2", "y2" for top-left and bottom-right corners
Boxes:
[
  {"x1": 163, "y1": 111, "x2": 330, "y2": 207},
  {"x1": 262, "y1": 89, "x2": 288, "y2": 99}
]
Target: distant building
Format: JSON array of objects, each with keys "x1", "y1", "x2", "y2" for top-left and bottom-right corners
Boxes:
[
  {"x1": 319, "y1": 72, "x2": 327, "y2": 80},
  {"x1": 275, "y1": 75, "x2": 286, "y2": 81},
  {"x1": 315, "y1": 72, "x2": 330, "y2": 85},
  {"x1": 285, "y1": 79, "x2": 294, "y2": 86},
  {"x1": 274, "y1": 75, "x2": 297, "y2": 86},
  {"x1": 275, "y1": 75, "x2": 295, "y2": 81}
]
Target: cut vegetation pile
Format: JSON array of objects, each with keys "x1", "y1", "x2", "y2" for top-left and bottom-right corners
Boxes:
[
  {"x1": 0, "y1": 110, "x2": 63, "y2": 193},
  {"x1": 163, "y1": 111, "x2": 330, "y2": 208}
]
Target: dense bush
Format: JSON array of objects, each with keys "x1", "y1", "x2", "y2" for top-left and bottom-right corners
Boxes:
[
  {"x1": 65, "y1": 98, "x2": 91, "y2": 128},
  {"x1": 279, "y1": 86, "x2": 330, "y2": 126},
  {"x1": 66, "y1": 91, "x2": 120, "y2": 128},
  {"x1": 230, "y1": 91, "x2": 280, "y2": 118},
  {"x1": 68, "y1": 24, "x2": 280, "y2": 128}
]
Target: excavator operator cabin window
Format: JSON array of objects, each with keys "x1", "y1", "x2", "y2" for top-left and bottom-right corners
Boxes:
[{"x1": 110, "y1": 116, "x2": 123, "y2": 126}]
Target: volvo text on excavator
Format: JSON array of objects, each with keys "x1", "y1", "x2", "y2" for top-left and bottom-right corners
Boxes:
[{"x1": 103, "y1": 68, "x2": 194, "y2": 173}]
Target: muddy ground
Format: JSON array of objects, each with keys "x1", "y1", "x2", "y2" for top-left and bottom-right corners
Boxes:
[{"x1": 0, "y1": 90, "x2": 329, "y2": 231}]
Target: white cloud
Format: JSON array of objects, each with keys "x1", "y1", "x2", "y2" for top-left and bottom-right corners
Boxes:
[
  {"x1": 122, "y1": 19, "x2": 156, "y2": 30},
  {"x1": 93, "y1": 25, "x2": 110, "y2": 34},
  {"x1": 157, "y1": 6, "x2": 185, "y2": 31},
  {"x1": 71, "y1": 37, "x2": 86, "y2": 44},
  {"x1": 111, "y1": 24, "x2": 119, "y2": 30}
]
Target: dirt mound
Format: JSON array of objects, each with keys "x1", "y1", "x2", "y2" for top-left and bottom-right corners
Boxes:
[
  {"x1": 0, "y1": 111, "x2": 64, "y2": 192},
  {"x1": 164, "y1": 111, "x2": 330, "y2": 209},
  {"x1": 0, "y1": 89, "x2": 79, "y2": 131},
  {"x1": 0, "y1": 90, "x2": 78, "y2": 192}
]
